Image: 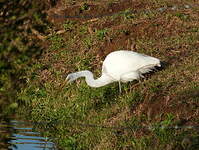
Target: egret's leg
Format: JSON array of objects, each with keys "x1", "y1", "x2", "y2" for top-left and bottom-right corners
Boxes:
[{"x1": 118, "y1": 81, "x2": 122, "y2": 93}]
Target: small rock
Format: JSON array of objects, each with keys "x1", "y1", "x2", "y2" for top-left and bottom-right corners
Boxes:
[
  {"x1": 184, "y1": 5, "x2": 191, "y2": 9},
  {"x1": 171, "y1": 6, "x2": 177, "y2": 10},
  {"x1": 158, "y1": 7, "x2": 166, "y2": 12}
]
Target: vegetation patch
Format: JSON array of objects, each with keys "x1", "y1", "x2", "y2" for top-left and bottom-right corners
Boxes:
[
  {"x1": 1, "y1": 0, "x2": 198, "y2": 149},
  {"x1": 0, "y1": 0, "x2": 49, "y2": 116}
]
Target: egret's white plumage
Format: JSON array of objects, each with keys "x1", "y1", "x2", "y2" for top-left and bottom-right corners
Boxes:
[{"x1": 66, "y1": 50, "x2": 161, "y2": 92}]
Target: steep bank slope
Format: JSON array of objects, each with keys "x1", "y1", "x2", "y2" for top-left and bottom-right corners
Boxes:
[{"x1": 17, "y1": 0, "x2": 199, "y2": 149}]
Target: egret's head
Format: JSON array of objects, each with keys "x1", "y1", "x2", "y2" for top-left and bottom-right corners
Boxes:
[
  {"x1": 66, "y1": 73, "x2": 76, "y2": 83},
  {"x1": 59, "y1": 74, "x2": 75, "y2": 89}
]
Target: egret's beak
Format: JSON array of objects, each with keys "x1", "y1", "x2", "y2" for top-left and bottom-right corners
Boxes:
[{"x1": 59, "y1": 78, "x2": 68, "y2": 90}]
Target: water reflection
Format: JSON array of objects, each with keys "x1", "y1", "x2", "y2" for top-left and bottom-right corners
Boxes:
[{"x1": 0, "y1": 118, "x2": 57, "y2": 150}]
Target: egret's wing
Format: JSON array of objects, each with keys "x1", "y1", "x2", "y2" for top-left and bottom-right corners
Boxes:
[
  {"x1": 102, "y1": 50, "x2": 160, "y2": 80},
  {"x1": 138, "y1": 64, "x2": 157, "y2": 74}
]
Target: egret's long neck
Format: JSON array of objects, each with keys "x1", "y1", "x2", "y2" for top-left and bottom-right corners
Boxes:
[{"x1": 71, "y1": 70, "x2": 114, "y2": 87}]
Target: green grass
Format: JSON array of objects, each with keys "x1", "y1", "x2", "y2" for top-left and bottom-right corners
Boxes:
[
  {"x1": 49, "y1": 34, "x2": 65, "y2": 50},
  {"x1": 79, "y1": 3, "x2": 90, "y2": 12},
  {"x1": 0, "y1": 0, "x2": 47, "y2": 117},
  {"x1": 63, "y1": 20, "x2": 76, "y2": 31},
  {"x1": 15, "y1": 0, "x2": 199, "y2": 149}
]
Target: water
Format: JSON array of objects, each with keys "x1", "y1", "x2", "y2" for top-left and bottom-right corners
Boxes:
[{"x1": 0, "y1": 118, "x2": 57, "y2": 150}]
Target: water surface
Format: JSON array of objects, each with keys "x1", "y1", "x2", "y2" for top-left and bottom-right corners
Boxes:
[{"x1": 0, "y1": 119, "x2": 57, "y2": 150}]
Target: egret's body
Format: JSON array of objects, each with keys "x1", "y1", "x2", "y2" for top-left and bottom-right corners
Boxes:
[{"x1": 66, "y1": 50, "x2": 161, "y2": 92}]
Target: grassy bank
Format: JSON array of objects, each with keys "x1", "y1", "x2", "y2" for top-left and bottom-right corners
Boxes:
[{"x1": 17, "y1": 0, "x2": 199, "y2": 149}]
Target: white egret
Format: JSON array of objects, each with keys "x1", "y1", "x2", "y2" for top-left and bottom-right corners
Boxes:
[{"x1": 66, "y1": 50, "x2": 161, "y2": 92}]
